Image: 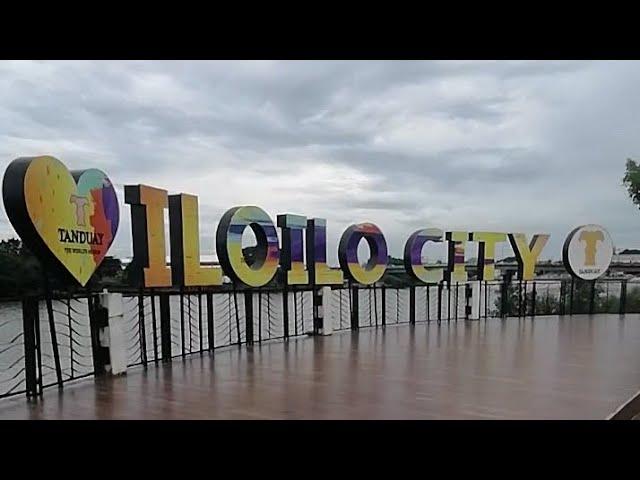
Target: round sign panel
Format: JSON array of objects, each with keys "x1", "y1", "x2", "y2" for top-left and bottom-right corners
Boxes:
[{"x1": 562, "y1": 224, "x2": 613, "y2": 280}]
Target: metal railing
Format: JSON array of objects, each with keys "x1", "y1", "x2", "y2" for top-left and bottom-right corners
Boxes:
[{"x1": 1, "y1": 277, "x2": 639, "y2": 400}]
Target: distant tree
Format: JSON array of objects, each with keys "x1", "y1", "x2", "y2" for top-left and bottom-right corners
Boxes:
[
  {"x1": 623, "y1": 158, "x2": 640, "y2": 208},
  {"x1": 87, "y1": 256, "x2": 124, "y2": 289},
  {"x1": 535, "y1": 288, "x2": 561, "y2": 315},
  {"x1": 569, "y1": 279, "x2": 604, "y2": 314},
  {"x1": 0, "y1": 237, "x2": 128, "y2": 296},
  {"x1": 0, "y1": 238, "x2": 22, "y2": 257},
  {"x1": 96, "y1": 256, "x2": 123, "y2": 278},
  {"x1": 494, "y1": 280, "x2": 530, "y2": 316},
  {"x1": 624, "y1": 286, "x2": 640, "y2": 313},
  {"x1": 0, "y1": 238, "x2": 43, "y2": 296},
  {"x1": 388, "y1": 256, "x2": 404, "y2": 266}
]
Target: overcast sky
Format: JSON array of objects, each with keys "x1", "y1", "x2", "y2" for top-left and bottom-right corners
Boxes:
[{"x1": 0, "y1": 60, "x2": 638, "y2": 264}]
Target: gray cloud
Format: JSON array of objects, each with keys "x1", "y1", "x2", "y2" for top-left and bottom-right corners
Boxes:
[{"x1": 0, "y1": 60, "x2": 638, "y2": 264}]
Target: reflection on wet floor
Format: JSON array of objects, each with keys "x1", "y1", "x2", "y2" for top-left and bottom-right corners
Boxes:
[{"x1": 0, "y1": 314, "x2": 639, "y2": 419}]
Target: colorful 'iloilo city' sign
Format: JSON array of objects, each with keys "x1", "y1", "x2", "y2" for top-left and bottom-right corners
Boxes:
[{"x1": 1, "y1": 156, "x2": 615, "y2": 288}]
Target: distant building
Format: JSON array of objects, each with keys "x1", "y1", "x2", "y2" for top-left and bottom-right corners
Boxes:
[{"x1": 613, "y1": 249, "x2": 640, "y2": 264}]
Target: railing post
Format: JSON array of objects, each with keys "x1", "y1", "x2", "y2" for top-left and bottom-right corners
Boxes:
[
  {"x1": 97, "y1": 292, "x2": 127, "y2": 375},
  {"x1": 88, "y1": 294, "x2": 109, "y2": 376},
  {"x1": 319, "y1": 286, "x2": 333, "y2": 335},
  {"x1": 517, "y1": 281, "x2": 523, "y2": 317},
  {"x1": 43, "y1": 294, "x2": 63, "y2": 388},
  {"x1": 206, "y1": 292, "x2": 214, "y2": 350},
  {"x1": 282, "y1": 288, "x2": 290, "y2": 339},
  {"x1": 619, "y1": 280, "x2": 627, "y2": 315},
  {"x1": 257, "y1": 290, "x2": 262, "y2": 342},
  {"x1": 312, "y1": 287, "x2": 323, "y2": 334},
  {"x1": 159, "y1": 293, "x2": 172, "y2": 362},
  {"x1": 292, "y1": 290, "x2": 298, "y2": 336},
  {"x1": 244, "y1": 291, "x2": 254, "y2": 345},
  {"x1": 150, "y1": 290, "x2": 159, "y2": 362},
  {"x1": 34, "y1": 297, "x2": 43, "y2": 396},
  {"x1": 232, "y1": 289, "x2": 241, "y2": 345},
  {"x1": 372, "y1": 285, "x2": 378, "y2": 327},
  {"x1": 67, "y1": 294, "x2": 74, "y2": 379},
  {"x1": 531, "y1": 282, "x2": 537, "y2": 317},
  {"x1": 350, "y1": 285, "x2": 359, "y2": 330},
  {"x1": 589, "y1": 281, "x2": 596, "y2": 315},
  {"x1": 569, "y1": 277, "x2": 575, "y2": 315},
  {"x1": 484, "y1": 281, "x2": 488, "y2": 318},
  {"x1": 454, "y1": 282, "x2": 459, "y2": 321},
  {"x1": 22, "y1": 297, "x2": 39, "y2": 399},
  {"x1": 179, "y1": 289, "x2": 186, "y2": 356},
  {"x1": 198, "y1": 291, "x2": 203, "y2": 352},
  {"x1": 437, "y1": 282, "x2": 443, "y2": 322},
  {"x1": 409, "y1": 286, "x2": 416, "y2": 324},
  {"x1": 500, "y1": 278, "x2": 508, "y2": 318},
  {"x1": 138, "y1": 290, "x2": 147, "y2": 367},
  {"x1": 381, "y1": 286, "x2": 386, "y2": 326}
]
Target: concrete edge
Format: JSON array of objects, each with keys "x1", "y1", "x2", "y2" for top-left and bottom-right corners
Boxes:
[{"x1": 608, "y1": 388, "x2": 640, "y2": 420}]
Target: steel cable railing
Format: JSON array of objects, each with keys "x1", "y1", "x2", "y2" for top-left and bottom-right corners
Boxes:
[{"x1": 3, "y1": 278, "x2": 640, "y2": 399}]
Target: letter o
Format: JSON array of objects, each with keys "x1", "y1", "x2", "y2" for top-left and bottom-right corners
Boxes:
[
  {"x1": 216, "y1": 206, "x2": 280, "y2": 287},
  {"x1": 338, "y1": 222, "x2": 388, "y2": 285}
]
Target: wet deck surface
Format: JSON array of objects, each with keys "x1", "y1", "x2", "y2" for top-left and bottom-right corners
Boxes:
[{"x1": 1, "y1": 314, "x2": 640, "y2": 419}]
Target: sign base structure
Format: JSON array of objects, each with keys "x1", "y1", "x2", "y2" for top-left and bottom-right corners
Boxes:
[
  {"x1": 469, "y1": 281, "x2": 487, "y2": 320},
  {"x1": 319, "y1": 287, "x2": 333, "y2": 336},
  {"x1": 98, "y1": 292, "x2": 127, "y2": 376}
]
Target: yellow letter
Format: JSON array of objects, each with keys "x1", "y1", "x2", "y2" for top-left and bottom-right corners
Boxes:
[
  {"x1": 469, "y1": 232, "x2": 507, "y2": 281},
  {"x1": 445, "y1": 231, "x2": 468, "y2": 283},
  {"x1": 169, "y1": 194, "x2": 222, "y2": 286},
  {"x1": 507, "y1": 233, "x2": 550, "y2": 281}
]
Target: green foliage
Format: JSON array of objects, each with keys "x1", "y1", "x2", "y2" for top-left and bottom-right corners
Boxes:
[
  {"x1": 493, "y1": 278, "x2": 640, "y2": 316},
  {"x1": 623, "y1": 158, "x2": 640, "y2": 209},
  {"x1": 494, "y1": 282, "x2": 537, "y2": 316},
  {"x1": 534, "y1": 289, "x2": 562, "y2": 315},
  {"x1": 388, "y1": 256, "x2": 404, "y2": 266},
  {"x1": 86, "y1": 256, "x2": 125, "y2": 289},
  {"x1": 568, "y1": 279, "x2": 599, "y2": 314},
  {"x1": 0, "y1": 238, "x2": 44, "y2": 297},
  {"x1": 0, "y1": 237, "x2": 125, "y2": 297},
  {"x1": 624, "y1": 286, "x2": 640, "y2": 312}
]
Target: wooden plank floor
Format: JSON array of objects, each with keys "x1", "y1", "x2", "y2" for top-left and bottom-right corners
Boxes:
[{"x1": 1, "y1": 314, "x2": 640, "y2": 419}]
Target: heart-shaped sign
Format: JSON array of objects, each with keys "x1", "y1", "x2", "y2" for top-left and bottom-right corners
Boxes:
[{"x1": 2, "y1": 156, "x2": 119, "y2": 286}]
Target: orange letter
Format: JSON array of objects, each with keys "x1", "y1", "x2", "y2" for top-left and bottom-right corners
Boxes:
[{"x1": 125, "y1": 184, "x2": 172, "y2": 287}]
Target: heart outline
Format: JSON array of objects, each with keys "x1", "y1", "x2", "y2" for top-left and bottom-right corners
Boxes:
[{"x1": 2, "y1": 155, "x2": 119, "y2": 286}]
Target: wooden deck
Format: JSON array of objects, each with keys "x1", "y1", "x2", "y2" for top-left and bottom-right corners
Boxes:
[{"x1": 1, "y1": 314, "x2": 640, "y2": 419}]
